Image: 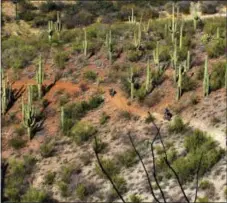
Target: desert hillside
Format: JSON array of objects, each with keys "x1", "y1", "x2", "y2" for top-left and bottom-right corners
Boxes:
[{"x1": 1, "y1": 1, "x2": 227, "y2": 202}]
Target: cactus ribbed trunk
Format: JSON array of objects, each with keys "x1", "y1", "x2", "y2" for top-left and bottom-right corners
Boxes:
[
  {"x1": 145, "y1": 59, "x2": 151, "y2": 92},
  {"x1": 36, "y1": 55, "x2": 44, "y2": 99},
  {"x1": 203, "y1": 55, "x2": 209, "y2": 97},
  {"x1": 177, "y1": 66, "x2": 182, "y2": 100},
  {"x1": 83, "y1": 28, "x2": 88, "y2": 56}
]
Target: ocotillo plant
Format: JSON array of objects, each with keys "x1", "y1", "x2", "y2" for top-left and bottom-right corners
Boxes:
[
  {"x1": 128, "y1": 66, "x2": 134, "y2": 101},
  {"x1": 203, "y1": 55, "x2": 209, "y2": 97},
  {"x1": 48, "y1": 21, "x2": 54, "y2": 42},
  {"x1": 55, "y1": 11, "x2": 62, "y2": 39},
  {"x1": 133, "y1": 23, "x2": 141, "y2": 48},
  {"x1": 1, "y1": 71, "x2": 14, "y2": 115},
  {"x1": 106, "y1": 30, "x2": 113, "y2": 65},
  {"x1": 153, "y1": 41, "x2": 160, "y2": 72},
  {"x1": 176, "y1": 65, "x2": 182, "y2": 100},
  {"x1": 36, "y1": 54, "x2": 44, "y2": 99},
  {"x1": 145, "y1": 59, "x2": 151, "y2": 93},
  {"x1": 83, "y1": 28, "x2": 88, "y2": 56},
  {"x1": 128, "y1": 8, "x2": 136, "y2": 24},
  {"x1": 22, "y1": 86, "x2": 37, "y2": 140}
]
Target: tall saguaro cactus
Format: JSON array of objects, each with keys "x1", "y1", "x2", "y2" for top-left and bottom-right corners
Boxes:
[
  {"x1": 128, "y1": 66, "x2": 134, "y2": 101},
  {"x1": 61, "y1": 106, "x2": 65, "y2": 131},
  {"x1": 176, "y1": 65, "x2": 182, "y2": 100},
  {"x1": 153, "y1": 41, "x2": 160, "y2": 70},
  {"x1": 55, "y1": 11, "x2": 62, "y2": 39},
  {"x1": 191, "y1": 2, "x2": 200, "y2": 31},
  {"x1": 179, "y1": 21, "x2": 184, "y2": 50},
  {"x1": 106, "y1": 30, "x2": 113, "y2": 65},
  {"x1": 22, "y1": 86, "x2": 37, "y2": 140},
  {"x1": 133, "y1": 23, "x2": 141, "y2": 48},
  {"x1": 36, "y1": 54, "x2": 44, "y2": 99},
  {"x1": 169, "y1": 3, "x2": 178, "y2": 43},
  {"x1": 1, "y1": 71, "x2": 14, "y2": 115},
  {"x1": 83, "y1": 28, "x2": 88, "y2": 56},
  {"x1": 128, "y1": 8, "x2": 136, "y2": 23},
  {"x1": 145, "y1": 59, "x2": 151, "y2": 93},
  {"x1": 48, "y1": 21, "x2": 54, "y2": 42},
  {"x1": 203, "y1": 56, "x2": 209, "y2": 97},
  {"x1": 171, "y1": 38, "x2": 179, "y2": 82}
]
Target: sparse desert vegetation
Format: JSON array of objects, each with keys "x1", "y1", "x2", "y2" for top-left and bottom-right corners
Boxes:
[{"x1": 1, "y1": 1, "x2": 227, "y2": 202}]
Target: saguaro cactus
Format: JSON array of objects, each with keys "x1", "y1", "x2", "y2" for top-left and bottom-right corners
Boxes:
[
  {"x1": 1, "y1": 72, "x2": 14, "y2": 115},
  {"x1": 133, "y1": 23, "x2": 141, "y2": 48},
  {"x1": 22, "y1": 86, "x2": 37, "y2": 140},
  {"x1": 145, "y1": 59, "x2": 151, "y2": 93},
  {"x1": 171, "y1": 38, "x2": 179, "y2": 82},
  {"x1": 128, "y1": 66, "x2": 134, "y2": 101},
  {"x1": 55, "y1": 11, "x2": 62, "y2": 38},
  {"x1": 106, "y1": 30, "x2": 113, "y2": 65},
  {"x1": 61, "y1": 106, "x2": 65, "y2": 131},
  {"x1": 48, "y1": 21, "x2": 54, "y2": 42},
  {"x1": 128, "y1": 8, "x2": 136, "y2": 23},
  {"x1": 83, "y1": 28, "x2": 88, "y2": 56},
  {"x1": 176, "y1": 65, "x2": 182, "y2": 100},
  {"x1": 179, "y1": 21, "x2": 184, "y2": 50},
  {"x1": 36, "y1": 54, "x2": 44, "y2": 99},
  {"x1": 169, "y1": 3, "x2": 178, "y2": 42},
  {"x1": 186, "y1": 50, "x2": 190, "y2": 71},
  {"x1": 153, "y1": 41, "x2": 160, "y2": 70},
  {"x1": 216, "y1": 27, "x2": 220, "y2": 40},
  {"x1": 203, "y1": 55, "x2": 209, "y2": 97},
  {"x1": 191, "y1": 2, "x2": 200, "y2": 31}
]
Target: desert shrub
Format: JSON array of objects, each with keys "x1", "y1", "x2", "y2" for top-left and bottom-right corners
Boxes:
[
  {"x1": 5, "y1": 156, "x2": 36, "y2": 201},
  {"x1": 151, "y1": 70, "x2": 165, "y2": 86},
  {"x1": 75, "y1": 184, "x2": 87, "y2": 200},
  {"x1": 145, "y1": 112, "x2": 155, "y2": 123},
  {"x1": 117, "y1": 149, "x2": 138, "y2": 168},
  {"x1": 40, "y1": 139, "x2": 55, "y2": 158},
  {"x1": 2, "y1": 36, "x2": 37, "y2": 69},
  {"x1": 197, "y1": 196, "x2": 209, "y2": 202},
  {"x1": 201, "y1": 1, "x2": 218, "y2": 14},
  {"x1": 59, "y1": 94, "x2": 70, "y2": 106},
  {"x1": 70, "y1": 121, "x2": 97, "y2": 145},
  {"x1": 40, "y1": 2, "x2": 64, "y2": 13},
  {"x1": 19, "y1": 10, "x2": 36, "y2": 21},
  {"x1": 182, "y1": 74, "x2": 197, "y2": 92},
  {"x1": 9, "y1": 137, "x2": 26, "y2": 150},
  {"x1": 95, "y1": 158, "x2": 120, "y2": 178},
  {"x1": 21, "y1": 187, "x2": 47, "y2": 202},
  {"x1": 99, "y1": 112, "x2": 110, "y2": 125},
  {"x1": 92, "y1": 138, "x2": 108, "y2": 154},
  {"x1": 210, "y1": 61, "x2": 226, "y2": 91},
  {"x1": 14, "y1": 126, "x2": 25, "y2": 136},
  {"x1": 203, "y1": 17, "x2": 225, "y2": 36},
  {"x1": 184, "y1": 129, "x2": 211, "y2": 152},
  {"x1": 177, "y1": 1, "x2": 190, "y2": 14},
  {"x1": 54, "y1": 51, "x2": 68, "y2": 69},
  {"x1": 168, "y1": 116, "x2": 185, "y2": 133},
  {"x1": 83, "y1": 70, "x2": 97, "y2": 81},
  {"x1": 80, "y1": 153, "x2": 92, "y2": 166},
  {"x1": 127, "y1": 50, "x2": 143, "y2": 62},
  {"x1": 159, "y1": 45, "x2": 170, "y2": 62},
  {"x1": 196, "y1": 66, "x2": 204, "y2": 80},
  {"x1": 129, "y1": 194, "x2": 143, "y2": 203},
  {"x1": 112, "y1": 175, "x2": 127, "y2": 193},
  {"x1": 44, "y1": 171, "x2": 56, "y2": 185},
  {"x1": 199, "y1": 180, "x2": 214, "y2": 190},
  {"x1": 206, "y1": 39, "x2": 225, "y2": 58},
  {"x1": 58, "y1": 181, "x2": 69, "y2": 197},
  {"x1": 119, "y1": 110, "x2": 133, "y2": 120}
]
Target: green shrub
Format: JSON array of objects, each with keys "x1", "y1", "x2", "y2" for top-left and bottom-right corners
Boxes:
[
  {"x1": 44, "y1": 171, "x2": 56, "y2": 185},
  {"x1": 168, "y1": 116, "x2": 185, "y2": 134},
  {"x1": 99, "y1": 112, "x2": 110, "y2": 125},
  {"x1": 206, "y1": 39, "x2": 225, "y2": 58},
  {"x1": 40, "y1": 140, "x2": 55, "y2": 158},
  {"x1": 83, "y1": 70, "x2": 97, "y2": 81},
  {"x1": 111, "y1": 175, "x2": 127, "y2": 194},
  {"x1": 54, "y1": 52, "x2": 68, "y2": 69},
  {"x1": 197, "y1": 196, "x2": 209, "y2": 202},
  {"x1": 14, "y1": 126, "x2": 25, "y2": 136},
  {"x1": 71, "y1": 121, "x2": 97, "y2": 145},
  {"x1": 75, "y1": 184, "x2": 87, "y2": 200},
  {"x1": 145, "y1": 113, "x2": 155, "y2": 123},
  {"x1": 21, "y1": 187, "x2": 47, "y2": 202},
  {"x1": 92, "y1": 138, "x2": 107, "y2": 154},
  {"x1": 182, "y1": 74, "x2": 197, "y2": 92},
  {"x1": 203, "y1": 17, "x2": 225, "y2": 36},
  {"x1": 119, "y1": 110, "x2": 133, "y2": 120},
  {"x1": 201, "y1": 2, "x2": 218, "y2": 14},
  {"x1": 210, "y1": 61, "x2": 226, "y2": 91},
  {"x1": 127, "y1": 50, "x2": 143, "y2": 62},
  {"x1": 95, "y1": 158, "x2": 120, "y2": 178},
  {"x1": 117, "y1": 149, "x2": 138, "y2": 168},
  {"x1": 129, "y1": 194, "x2": 142, "y2": 203},
  {"x1": 60, "y1": 165, "x2": 75, "y2": 184},
  {"x1": 9, "y1": 137, "x2": 26, "y2": 149},
  {"x1": 199, "y1": 180, "x2": 213, "y2": 190},
  {"x1": 58, "y1": 181, "x2": 69, "y2": 197}
]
